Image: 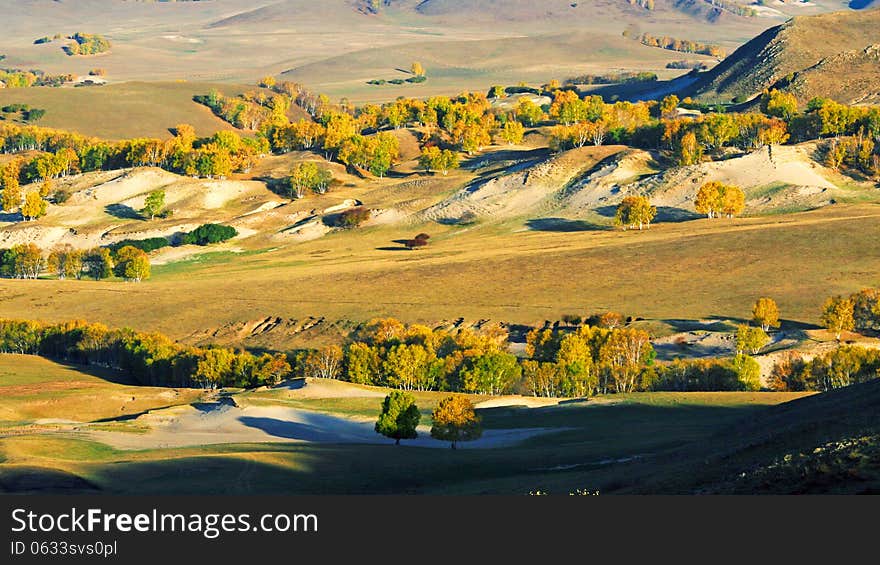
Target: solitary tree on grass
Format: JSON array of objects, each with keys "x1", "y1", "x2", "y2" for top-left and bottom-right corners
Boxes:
[
  {"x1": 821, "y1": 296, "x2": 855, "y2": 340},
  {"x1": 142, "y1": 189, "x2": 165, "y2": 220},
  {"x1": 752, "y1": 297, "x2": 780, "y2": 332},
  {"x1": 430, "y1": 395, "x2": 482, "y2": 449},
  {"x1": 375, "y1": 391, "x2": 421, "y2": 445}
]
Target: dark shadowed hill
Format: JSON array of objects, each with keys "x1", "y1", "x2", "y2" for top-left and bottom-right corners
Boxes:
[
  {"x1": 686, "y1": 8, "x2": 880, "y2": 104},
  {"x1": 625, "y1": 379, "x2": 880, "y2": 494}
]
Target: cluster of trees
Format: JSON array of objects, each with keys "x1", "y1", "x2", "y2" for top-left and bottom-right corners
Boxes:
[
  {"x1": 62, "y1": 33, "x2": 111, "y2": 56},
  {"x1": 0, "y1": 69, "x2": 75, "y2": 88},
  {"x1": 288, "y1": 161, "x2": 333, "y2": 198},
  {"x1": 825, "y1": 132, "x2": 878, "y2": 176},
  {"x1": 652, "y1": 355, "x2": 760, "y2": 392},
  {"x1": 694, "y1": 182, "x2": 746, "y2": 218},
  {"x1": 626, "y1": 31, "x2": 726, "y2": 57},
  {"x1": 180, "y1": 223, "x2": 238, "y2": 246},
  {"x1": 375, "y1": 391, "x2": 481, "y2": 449},
  {"x1": 2, "y1": 103, "x2": 47, "y2": 123},
  {"x1": 769, "y1": 346, "x2": 880, "y2": 392},
  {"x1": 0, "y1": 319, "x2": 291, "y2": 389},
  {"x1": 418, "y1": 145, "x2": 459, "y2": 175},
  {"x1": 296, "y1": 319, "x2": 519, "y2": 395},
  {"x1": 338, "y1": 131, "x2": 400, "y2": 176},
  {"x1": 0, "y1": 123, "x2": 266, "y2": 191},
  {"x1": 564, "y1": 72, "x2": 658, "y2": 86},
  {"x1": 615, "y1": 195, "x2": 656, "y2": 230},
  {"x1": 195, "y1": 89, "x2": 289, "y2": 132},
  {"x1": 548, "y1": 93, "x2": 652, "y2": 150},
  {"x1": 0, "y1": 243, "x2": 149, "y2": 282},
  {"x1": 658, "y1": 106, "x2": 790, "y2": 165}
]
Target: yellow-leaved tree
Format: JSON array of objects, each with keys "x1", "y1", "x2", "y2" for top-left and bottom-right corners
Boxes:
[{"x1": 430, "y1": 395, "x2": 482, "y2": 449}]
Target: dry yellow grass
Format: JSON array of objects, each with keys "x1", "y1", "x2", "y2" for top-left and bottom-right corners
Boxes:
[{"x1": 3, "y1": 202, "x2": 880, "y2": 345}]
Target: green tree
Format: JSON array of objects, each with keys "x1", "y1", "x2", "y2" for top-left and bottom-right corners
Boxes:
[
  {"x1": 344, "y1": 342, "x2": 380, "y2": 385},
  {"x1": 459, "y1": 351, "x2": 521, "y2": 395},
  {"x1": 82, "y1": 248, "x2": 113, "y2": 280},
  {"x1": 735, "y1": 325, "x2": 769, "y2": 355},
  {"x1": 515, "y1": 98, "x2": 544, "y2": 127},
  {"x1": 430, "y1": 395, "x2": 482, "y2": 449},
  {"x1": 375, "y1": 391, "x2": 421, "y2": 445},
  {"x1": 142, "y1": 189, "x2": 165, "y2": 220},
  {"x1": 821, "y1": 295, "x2": 855, "y2": 340},
  {"x1": 752, "y1": 297, "x2": 780, "y2": 332},
  {"x1": 732, "y1": 354, "x2": 762, "y2": 392}
]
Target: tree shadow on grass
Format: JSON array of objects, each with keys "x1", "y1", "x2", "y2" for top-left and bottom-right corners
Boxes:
[
  {"x1": 594, "y1": 205, "x2": 701, "y2": 223},
  {"x1": 526, "y1": 218, "x2": 611, "y2": 232},
  {"x1": 104, "y1": 203, "x2": 142, "y2": 220}
]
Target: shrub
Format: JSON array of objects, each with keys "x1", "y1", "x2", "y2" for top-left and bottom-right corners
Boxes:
[
  {"x1": 338, "y1": 207, "x2": 371, "y2": 228},
  {"x1": 182, "y1": 224, "x2": 238, "y2": 246},
  {"x1": 106, "y1": 237, "x2": 170, "y2": 254}
]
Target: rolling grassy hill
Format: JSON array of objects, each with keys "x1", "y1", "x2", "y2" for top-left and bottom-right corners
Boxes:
[{"x1": 686, "y1": 7, "x2": 880, "y2": 104}]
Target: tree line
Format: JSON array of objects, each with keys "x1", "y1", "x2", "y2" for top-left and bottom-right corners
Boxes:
[
  {"x1": 0, "y1": 243, "x2": 149, "y2": 282},
  {"x1": 0, "y1": 319, "x2": 291, "y2": 389},
  {"x1": 0, "y1": 223, "x2": 238, "y2": 281}
]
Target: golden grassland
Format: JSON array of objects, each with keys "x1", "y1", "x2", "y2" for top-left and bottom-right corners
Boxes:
[
  {"x1": 0, "y1": 82, "x2": 261, "y2": 139},
  {"x1": 3, "y1": 202, "x2": 880, "y2": 343}
]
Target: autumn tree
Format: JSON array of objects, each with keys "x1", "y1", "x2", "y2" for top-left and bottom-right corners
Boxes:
[
  {"x1": 735, "y1": 325, "x2": 769, "y2": 355},
  {"x1": 675, "y1": 131, "x2": 702, "y2": 165},
  {"x1": 615, "y1": 195, "x2": 656, "y2": 230},
  {"x1": 694, "y1": 181, "x2": 721, "y2": 218},
  {"x1": 114, "y1": 246, "x2": 150, "y2": 282},
  {"x1": 694, "y1": 182, "x2": 745, "y2": 218},
  {"x1": 430, "y1": 395, "x2": 482, "y2": 449},
  {"x1": 659, "y1": 94, "x2": 679, "y2": 120},
  {"x1": 515, "y1": 98, "x2": 544, "y2": 127},
  {"x1": 761, "y1": 89, "x2": 798, "y2": 121},
  {"x1": 302, "y1": 345, "x2": 344, "y2": 379},
  {"x1": 419, "y1": 146, "x2": 459, "y2": 175},
  {"x1": 499, "y1": 119, "x2": 525, "y2": 145},
  {"x1": 719, "y1": 184, "x2": 745, "y2": 218},
  {"x1": 142, "y1": 189, "x2": 165, "y2": 220},
  {"x1": 375, "y1": 391, "x2": 421, "y2": 445},
  {"x1": 752, "y1": 297, "x2": 780, "y2": 332},
  {"x1": 411, "y1": 61, "x2": 425, "y2": 77},
  {"x1": 288, "y1": 161, "x2": 333, "y2": 198},
  {"x1": 8, "y1": 243, "x2": 44, "y2": 279},
  {"x1": 821, "y1": 295, "x2": 855, "y2": 340},
  {"x1": 21, "y1": 192, "x2": 47, "y2": 221},
  {"x1": 47, "y1": 245, "x2": 83, "y2": 280}
]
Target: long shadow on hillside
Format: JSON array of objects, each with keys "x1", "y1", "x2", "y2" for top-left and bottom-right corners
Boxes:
[
  {"x1": 594, "y1": 205, "x2": 701, "y2": 223},
  {"x1": 21, "y1": 401, "x2": 783, "y2": 494},
  {"x1": 526, "y1": 218, "x2": 611, "y2": 232},
  {"x1": 461, "y1": 148, "x2": 550, "y2": 172},
  {"x1": 104, "y1": 203, "x2": 142, "y2": 220}
]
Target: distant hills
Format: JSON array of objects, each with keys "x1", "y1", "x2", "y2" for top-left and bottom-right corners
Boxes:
[{"x1": 687, "y1": 8, "x2": 880, "y2": 104}]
